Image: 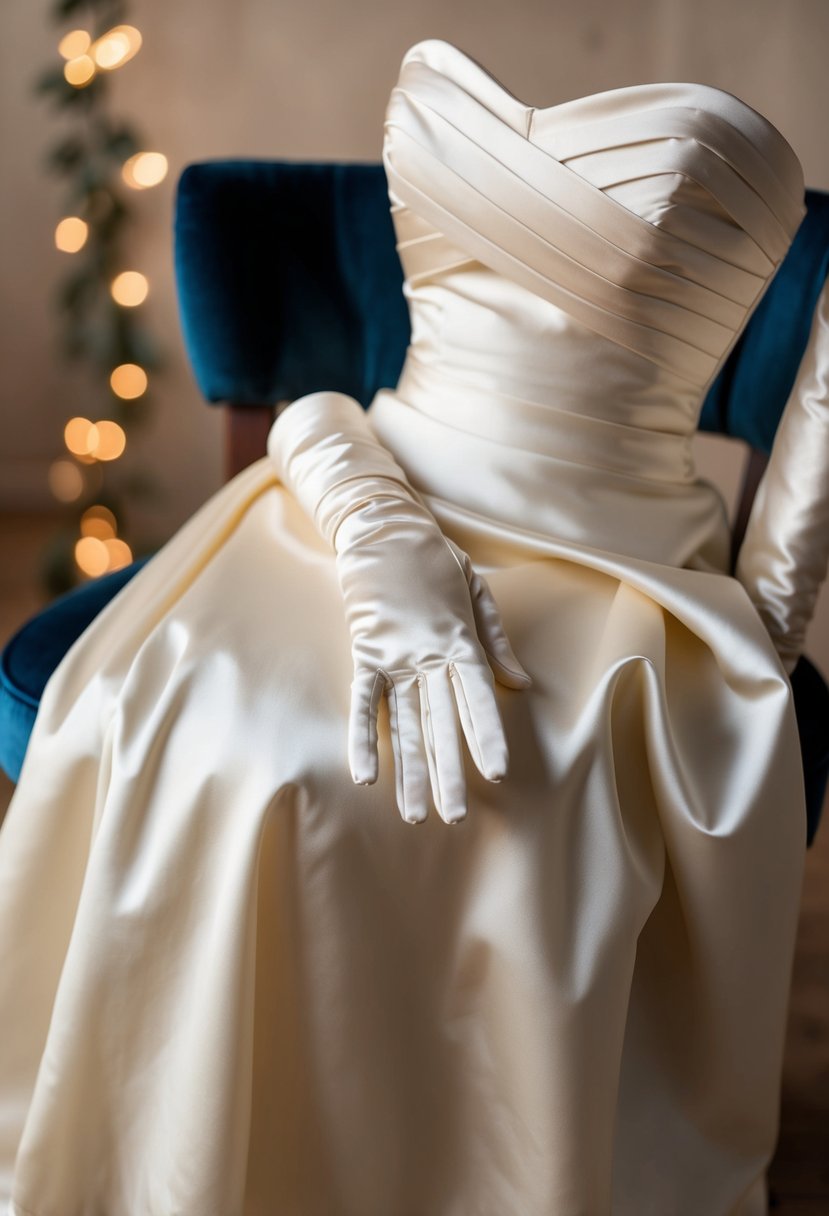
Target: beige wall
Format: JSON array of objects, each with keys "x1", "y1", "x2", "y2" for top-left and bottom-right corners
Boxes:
[{"x1": 1, "y1": 0, "x2": 828, "y2": 662}]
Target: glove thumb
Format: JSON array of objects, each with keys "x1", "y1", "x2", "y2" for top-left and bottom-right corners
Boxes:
[{"x1": 447, "y1": 539, "x2": 532, "y2": 690}]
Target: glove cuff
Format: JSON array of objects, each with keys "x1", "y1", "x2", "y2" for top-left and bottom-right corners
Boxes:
[{"x1": 267, "y1": 392, "x2": 422, "y2": 544}]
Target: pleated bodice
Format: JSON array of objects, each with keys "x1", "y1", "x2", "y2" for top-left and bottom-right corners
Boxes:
[{"x1": 367, "y1": 40, "x2": 807, "y2": 568}]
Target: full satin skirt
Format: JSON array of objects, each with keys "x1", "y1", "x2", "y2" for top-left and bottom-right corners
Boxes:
[{"x1": 0, "y1": 457, "x2": 806, "y2": 1216}]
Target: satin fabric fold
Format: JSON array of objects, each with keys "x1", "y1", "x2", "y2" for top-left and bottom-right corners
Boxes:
[
  {"x1": 0, "y1": 454, "x2": 805, "y2": 1215},
  {"x1": 737, "y1": 276, "x2": 829, "y2": 672},
  {"x1": 0, "y1": 36, "x2": 813, "y2": 1216}
]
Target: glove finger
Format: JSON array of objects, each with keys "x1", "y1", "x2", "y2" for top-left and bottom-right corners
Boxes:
[
  {"x1": 348, "y1": 668, "x2": 386, "y2": 785},
  {"x1": 418, "y1": 669, "x2": 468, "y2": 825},
  {"x1": 386, "y1": 675, "x2": 431, "y2": 824},
  {"x1": 448, "y1": 660, "x2": 509, "y2": 782},
  {"x1": 457, "y1": 551, "x2": 532, "y2": 691}
]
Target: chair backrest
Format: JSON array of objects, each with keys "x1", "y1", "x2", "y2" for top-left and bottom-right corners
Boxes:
[
  {"x1": 174, "y1": 161, "x2": 829, "y2": 449},
  {"x1": 174, "y1": 161, "x2": 409, "y2": 412},
  {"x1": 700, "y1": 188, "x2": 829, "y2": 451}
]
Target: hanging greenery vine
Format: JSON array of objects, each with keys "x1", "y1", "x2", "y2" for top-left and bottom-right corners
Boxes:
[{"x1": 34, "y1": 0, "x2": 167, "y2": 595}]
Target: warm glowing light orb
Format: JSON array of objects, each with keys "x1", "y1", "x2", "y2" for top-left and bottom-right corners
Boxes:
[
  {"x1": 48, "y1": 460, "x2": 84, "y2": 503},
  {"x1": 63, "y1": 55, "x2": 96, "y2": 87},
  {"x1": 54, "y1": 217, "x2": 88, "y2": 253},
  {"x1": 110, "y1": 363, "x2": 147, "y2": 399},
  {"x1": 121, "y1": 151, "x2": 168, "y2": 190},
  {"x1": 58, "y1": 29, "x2": 91, "y2": 60},
  {"x1": 91, "y1": 420, "x2": 127, "y2": 461},
  {"x1": 111, "y1": 271, "x2": 149, "y2": 307},
  {"x1": 75, "y1": 536, "x2": 110, "y2": 577},
  {"x1": 81, "y1": 505, "x2": 118, "y2": 539},
  {"x1": 64, "y1": 416, "x2": 98, "y2": 457},
  {"x1": 93, "y1": 32, "x2": 130, "y2": 69},
  {"x1": 104, "y1": 538, "x2": 133, "y2": 570},
  {"x1": 91, "y1": 25, "x2": 142, "y2": 70}
]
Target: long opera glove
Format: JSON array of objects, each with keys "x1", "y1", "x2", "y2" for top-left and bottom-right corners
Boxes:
[
  {"x1": 267, "y1": 391, "x2": 531, "y2": 825},
  {"x1": 736, "y1": 278, "x2": 829, "y2": 675}
]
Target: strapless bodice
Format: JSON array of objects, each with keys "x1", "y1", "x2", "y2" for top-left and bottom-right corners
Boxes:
[{"x1": 366, "y1": 40, "x2": 806, "y2": 569}]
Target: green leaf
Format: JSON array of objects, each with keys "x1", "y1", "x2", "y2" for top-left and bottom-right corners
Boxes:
[
  {"x1": 91, "y1": 2, "x2": 129, "y2": 37},
  {"x1": 105, "y1": 126, "x2": 140, "y2": 162},
  {"x1": 59, "y1": 75, "x2": 107, "y2": 110},
  {"x1": 40, "y1": 527, "x2": 80, "y2": 598},
  {"x1": 51, "y1": 0, "x2": 89, "y2": 20},
  {"x1": 33, "y1": 66, "x2": 68, "y2": 96},
  {"x1": 60, "y1": 329, "x2": 89, "y2": 360},
  {"x1": 127, "y1": 327, "x2": 165, "y2": 372},
  {"x1": 45, "y1": 134, "x2": 86, "y2": 172},
  {"x1": 57, "y1": 268, "x2": 99, "y2": 313}
]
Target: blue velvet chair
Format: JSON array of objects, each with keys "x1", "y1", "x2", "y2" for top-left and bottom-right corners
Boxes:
[{"x1": 2, "y1": 162, "x2": 828, "y2": 845}]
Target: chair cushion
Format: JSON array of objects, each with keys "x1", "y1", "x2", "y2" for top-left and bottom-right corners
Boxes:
[{"x1": 0, "y1": 558, "x2": 150, "y2": 782}]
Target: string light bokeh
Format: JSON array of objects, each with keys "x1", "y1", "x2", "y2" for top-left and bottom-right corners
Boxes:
[{"x1": 38, "y1": 1, "x2": 168, "y2": 588}]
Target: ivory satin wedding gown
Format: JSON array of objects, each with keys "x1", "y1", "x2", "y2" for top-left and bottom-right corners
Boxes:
[{"x1": 0, "y1": 38, "x2": 820, "y2": 1216}]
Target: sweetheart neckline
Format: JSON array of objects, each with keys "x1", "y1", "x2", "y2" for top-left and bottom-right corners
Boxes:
[
  {"x1": 398, "y1": 38, "x2": 804, "y2": 186},
  {"x1": 402, "y1": 38, "x2": 768, "y2": 126},
  {"x1": 391, "y1": 37, "x2": 806, "y2": 255},
  {"x1": 387, "y1": 43, "x2": 803, "y2": 267}
]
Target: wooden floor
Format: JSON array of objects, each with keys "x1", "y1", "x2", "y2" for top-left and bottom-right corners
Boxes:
[{"x1": 0, "y1": 511, "x2": 827, "y2": 1210}]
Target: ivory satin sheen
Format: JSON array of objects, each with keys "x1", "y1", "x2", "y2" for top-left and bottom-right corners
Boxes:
[{"x1": 0, "y1": 39, "x2": 820, "y2": 1216}]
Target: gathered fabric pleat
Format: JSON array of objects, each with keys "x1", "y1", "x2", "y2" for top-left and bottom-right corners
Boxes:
[{"x1": 383, "y1": 46, "x2": 805, "y2": 387}]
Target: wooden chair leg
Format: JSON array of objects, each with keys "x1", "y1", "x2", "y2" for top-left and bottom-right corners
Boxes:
[
  {"x1": 730, "y1": 446, "x2": 769, "y2": 573},
  {"x1": 224, "y1": 404, "x2": 275, "y2": 481}
]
